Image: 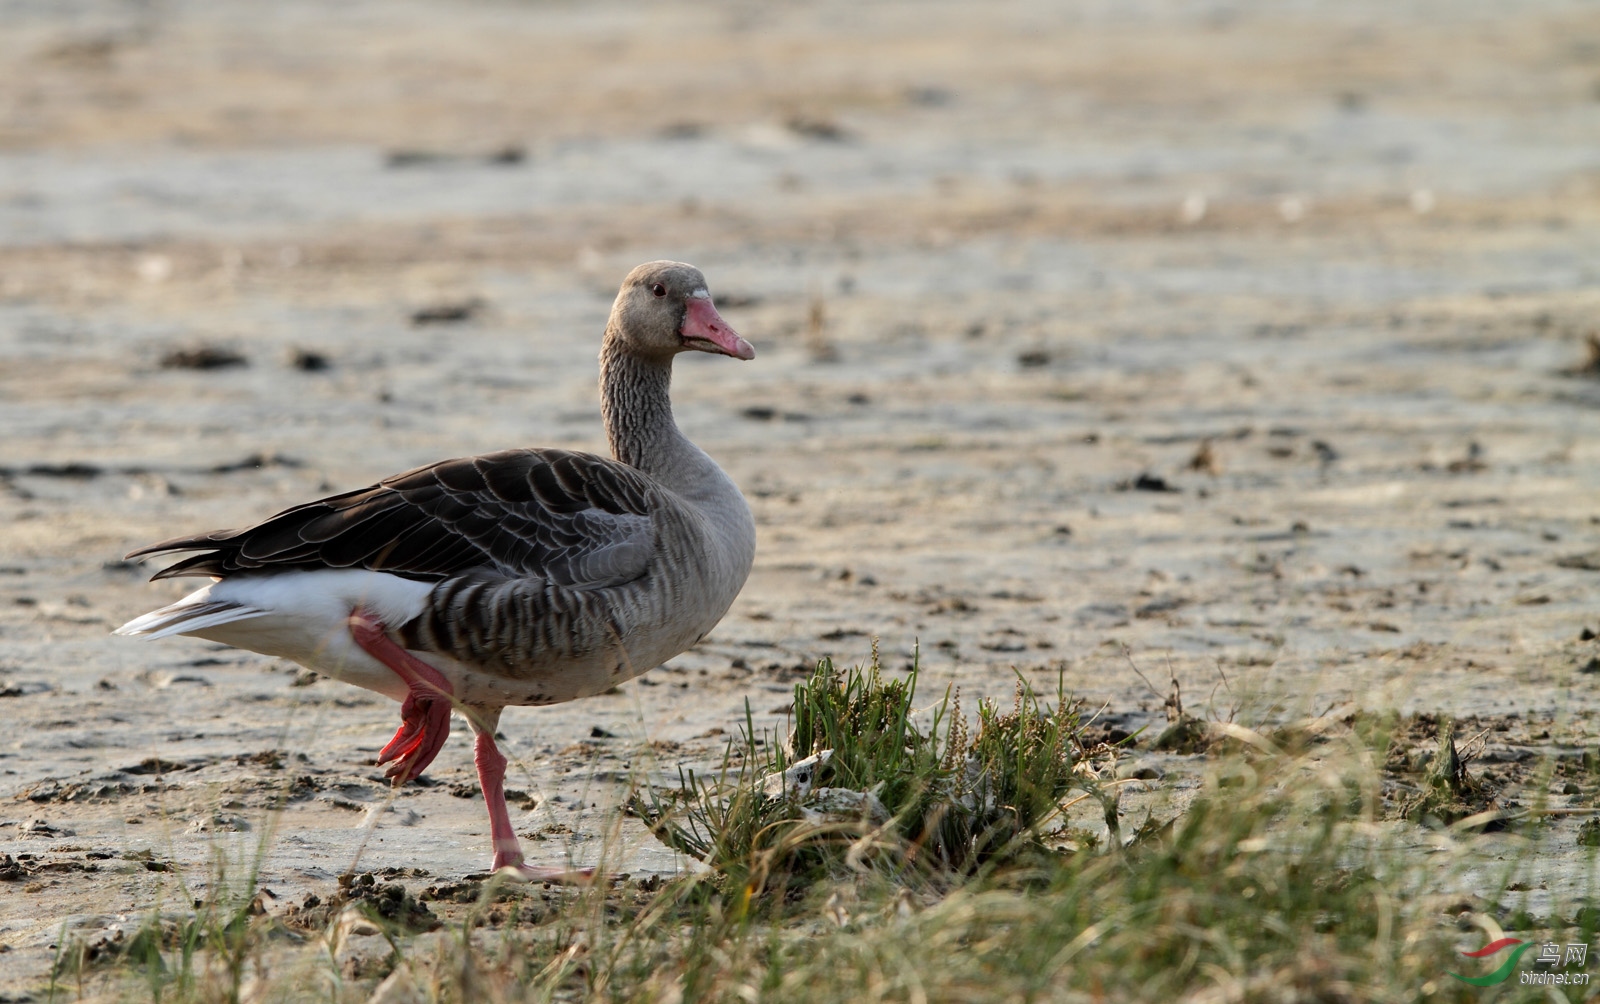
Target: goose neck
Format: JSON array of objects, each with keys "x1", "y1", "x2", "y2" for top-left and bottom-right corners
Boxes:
[{"x1": 599, "y1": 338, "x2": 681, "y2": 471}]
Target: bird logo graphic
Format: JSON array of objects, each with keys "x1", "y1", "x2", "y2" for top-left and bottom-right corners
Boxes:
[{"x1": 1448, "y1": 938, "x2": 1530, "y2": 986}]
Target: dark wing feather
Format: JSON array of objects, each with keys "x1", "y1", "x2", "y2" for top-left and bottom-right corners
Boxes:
[{"x1": 126, "y1": 449, "x2": 659, "y2": 589}]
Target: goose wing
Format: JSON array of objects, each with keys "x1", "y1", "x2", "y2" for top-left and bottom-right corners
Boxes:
[{"x1": 127, "y1": 449, "x2": 658, "y2": 590}]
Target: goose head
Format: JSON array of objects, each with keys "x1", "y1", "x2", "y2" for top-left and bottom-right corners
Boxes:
[{"x1": 609, "y1": 260, "x2": 754, "y2": 362}]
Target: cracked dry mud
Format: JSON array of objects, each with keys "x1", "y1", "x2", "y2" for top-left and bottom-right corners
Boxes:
[{"x1": 2, "y1": 0, "x2": 1600, "y2": 991}]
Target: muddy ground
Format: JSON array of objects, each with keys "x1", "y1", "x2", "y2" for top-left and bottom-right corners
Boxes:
[{"x1": 2, "y1": 0, "x2": 1600, "y2": 992}]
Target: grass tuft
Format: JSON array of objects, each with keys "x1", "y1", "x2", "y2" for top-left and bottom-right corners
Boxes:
[
  {"x1": 633, "y1": 645, "x2": 1107, "y2": 894},
  {"x1": 1401, "y1": 716, "x2": 1498, "y2": 827}
]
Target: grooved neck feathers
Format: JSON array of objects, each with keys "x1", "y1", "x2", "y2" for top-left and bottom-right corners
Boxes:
[{"x1": 599, "y1": 334, "x2": 679, "y2": 473}]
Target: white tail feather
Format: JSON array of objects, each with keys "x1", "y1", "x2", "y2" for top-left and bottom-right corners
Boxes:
[{"x1": 115, "y1": 600, "x2": 267, "y2": 639}]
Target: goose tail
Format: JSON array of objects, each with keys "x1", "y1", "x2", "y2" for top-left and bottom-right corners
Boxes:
[{"x1": 115, "y1": 596, "x2": 267, "y2": 640}]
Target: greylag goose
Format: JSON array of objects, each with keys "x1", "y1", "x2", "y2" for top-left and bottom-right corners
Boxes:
[{"x1": 116, "y1": 261, "x2": 757, "y2": 880}]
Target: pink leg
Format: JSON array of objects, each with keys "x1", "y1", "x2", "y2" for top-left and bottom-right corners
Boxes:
[
  {"x1": 469, "y1": 711, "x2": 592, "y2": 883},
  {"x1": 348, "y1": 611, "x2": 454, "y2": 784}
]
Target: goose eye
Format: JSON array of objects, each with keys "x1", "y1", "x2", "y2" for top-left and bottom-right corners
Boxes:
[{"x1": 650, "y1": 283, "x2": 667, "y2": 297}]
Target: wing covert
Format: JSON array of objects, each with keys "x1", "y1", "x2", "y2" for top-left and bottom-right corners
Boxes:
[{"x1": 126, "y1": 449, "x2": 660, "y2": 589}]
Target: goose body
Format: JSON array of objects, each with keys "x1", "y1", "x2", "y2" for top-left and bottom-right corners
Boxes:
[{"x1": 117, "y1": 261, "x2": 756, "y2": 878}]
